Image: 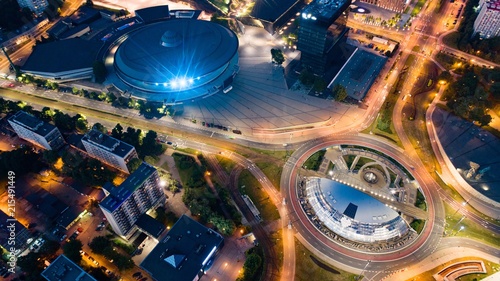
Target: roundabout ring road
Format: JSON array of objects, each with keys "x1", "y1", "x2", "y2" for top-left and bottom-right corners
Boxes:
[{"x1": 281, "y1": 134, "x2": 446, "y2": 272}]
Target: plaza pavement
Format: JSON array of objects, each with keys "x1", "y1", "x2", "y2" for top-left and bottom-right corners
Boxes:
[{"x1": 178, "y1": 26, "x2": 365, "y2": 134}]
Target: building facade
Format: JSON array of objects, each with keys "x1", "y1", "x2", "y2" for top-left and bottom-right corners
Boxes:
[
  {"x1": 99, "y1": 163, "x2": 166, "y2": 237},
  {"x1": 474, "y1": 0, "x2": 500, "y2": 39},
  {"x1": 8, "y1": 111, "x2": 65, "y2": 150},
  {"x1": 359, "y1": 0, "x2": 407, "y2": 13},
  {"x1": 297, "y1": 0, "x2": 350, "y2": 74},
  {"x1": 17, "y1": 0, "x2": 48, "y2": 15},
  {"x1": 81, "y1": 129, "x2": 138, "y2": 173}
]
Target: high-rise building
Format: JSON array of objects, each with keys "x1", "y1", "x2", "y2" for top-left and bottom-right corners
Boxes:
[
  {"x1": 473, "y1": 0, "x2": 500, "y2": 39},
  {"x1": 8, "y1": 111, "x2": 65, "y2": 150},
  {"x1": 359, "y1": 0, "x2": 407, "y2": 13},
  {"x1": 297, "y1": 0, "x2": 350, "y2": 74},
  {"x1": 99, "y1": 162, "x2": 166, "y2": 237},
  {"x1": 17, "y1": 0, "x2": 49, "y2": 15},
  {"x1": 81, "y1": 129, "x2": 138, "y2": 173}
]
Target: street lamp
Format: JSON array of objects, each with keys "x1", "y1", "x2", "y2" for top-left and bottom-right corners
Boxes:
[{"x1": 456, "y1": 225, "x2": 465, "y2": 235}]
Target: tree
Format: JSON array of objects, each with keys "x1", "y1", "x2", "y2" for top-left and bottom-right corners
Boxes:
[
  {"x1": 122, "y1": 127, "x2": 141, "y2": 148},
  {"x1": 111, "y1": 123, "x2": 123, "y2": 139},
  {"x1": 89, "y1": 236, "x2": 112, "y2": 255},
  {"x1": 270, "y1": 48, "x2": 285, "y2": 66},
  {"x1": 139, "y1": 130, "x2": 163, "y2": 157},
  {"x1": 92, "y1": 123, "x2": 107, "y2": 134},
  {"x1": 126, "y1": 158, "x2": 142, "y2": 173},
  {"x1": 74, "y1": 114, "x2": 88, "y2": 133},
  {"x1": 42, "y1": 150, "x2": 59, "y2": 165},
  {"x1": 490, "y1": 82, "x2": 500, "y2": 100},
  {"x1": 299, "y1": 68, "x2": 315, "y2": 85},
  {"x1": 63, "y1": 239, "x2": 83, "y2": 264},
  {"x1": 437, "y1": 71, "x2": 453, "y2": 84},
  {"x1": 93, "y1": 61, "x2": 107, "y2": 83},
  {"x1": 332, "y1": 84, "x2": 348, "y2": 101},
  {"x1": 17, "y1": 252, "x2": 44, "y2": 280},
  {"x1": 242, "y1": 253, "x2": 262, "y2": 280},
  {"x1": 313, "y1": 77, "x2": 327, "y2": 93},
  {"x1": 479, "y1": 114, "x2": 492, "y2": 126}
]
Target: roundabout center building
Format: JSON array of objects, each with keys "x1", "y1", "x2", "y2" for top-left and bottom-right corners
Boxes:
[
  {"x1": 305, "y1": 177, "x2": 410, "y2": 243},
  {"x1": 108, "y1": 17, "x2": 239, "y2": 104}
]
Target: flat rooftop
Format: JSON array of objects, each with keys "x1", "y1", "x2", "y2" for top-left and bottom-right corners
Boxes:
[
  {"x1": 301, "y1": 0, "x2": 350, "y2": 24},
  {"x1": 82, "y1": 129, "x2": 135, "y2": 157},
  {"x1": 22, "y1": 38, "x2": 101, "y2": 74},
  {"x1": 251, "y1": 0, "x2": 301, "y2": 22},
  {"x1": 141, "y1": 215, "x2": 224, "y2": 281},
  {"x1": 100, "y1": 162, "x2": 157, "y2": 212},
  {"x1": 329, "y1": 48, "x2": 386, "y2": 100},
  {"x1": 41, "y1": 254, "x2": 97, "y2": 281},
  {"x1": 9, "y1": 111, "x2": 57, "y2": 137}
]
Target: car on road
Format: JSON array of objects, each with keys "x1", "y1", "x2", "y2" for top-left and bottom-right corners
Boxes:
[
  {"x1": 134, "y1": 274, "x2": 143, "y2": 280},
  {"x1": 133, "y1": 272, "x2": 142, "y2": 278},
  {"x1": 139, "y1": 278, "x2": 148, "y2": 281},
  {"x1": 8, "y1": 83, "x2": 15, "y2": 87}
]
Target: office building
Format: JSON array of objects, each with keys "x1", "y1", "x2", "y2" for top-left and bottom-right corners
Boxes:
[
  {"x1": 41, "y1": 254, "x2": 97, "y2": 281},
  {"x1": 17, "y1": 0, "x2": 48, "y2": 15},
  {"x1": 81, "y1": 129, "x2": 138, "y2": 173},
  {"x1": 141, "y1": 215, "x2": 224, "y2": 281},
  {"x1": 473, "y1": 0, "x2": 500, "y2": 39},
  {"x1": 8, "y1": 111, "x2": 65, "y2": 150},
  {"x1": 99, "y1": 162, "x2": 166, "y2": 237},
  {"x1": 297, "y1": 0, "x2": 350, "y2": 74}
]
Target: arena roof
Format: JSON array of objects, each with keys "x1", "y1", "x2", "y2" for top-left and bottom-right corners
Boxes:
[
  {"x1": 113, "y1": 19, "x2": 238, "y2": 86},
  {"x1": 317, "y1": 177, "x2": 398, "y2": 223},
  {"x1": 22, "y1": 38, "x2": 100, "y2": 73}
]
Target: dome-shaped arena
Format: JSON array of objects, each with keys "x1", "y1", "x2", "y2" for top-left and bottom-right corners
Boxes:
[
  {"x1": 305, "y1": 177, "x2": 410, "y2": 243},
  {"x1": 112, "y1": 19, "x2": 239, "y2": 102}
]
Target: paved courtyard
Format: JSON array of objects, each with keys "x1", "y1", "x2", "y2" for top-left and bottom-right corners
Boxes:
[{"x1": 177, "y1": 26, "x2": 365, "y2": 133}]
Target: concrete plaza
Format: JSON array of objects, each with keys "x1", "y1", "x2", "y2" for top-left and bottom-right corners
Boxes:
[{"x1": 177, "y1": 26, "x2": 365, "y2": 134}]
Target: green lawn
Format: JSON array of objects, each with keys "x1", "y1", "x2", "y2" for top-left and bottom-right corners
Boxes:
[
  {"x1": 303, "y1": 150, "x2": 326, "y2": 171},
  {"x1": 247, "y1": 147, "x2": 291, "y2": 160},
  {"x1": 255, "y1": 161, "x2": 283, "y2": 191},
  {"x1": 215, "y1": 155, "x2": 238, "y2": 174},
  {"x1": 238, "y1": 170, "x2": 280, "y2": 222},
  {"x1": 295, "y1": 238, "x2": 358, "y2": 281},
  {"x1": 411, "y1": 0, "x2": 426, "y2": 16},
  {"x1": 444, "y1": 202, "x2": 499, "y2": 247}
]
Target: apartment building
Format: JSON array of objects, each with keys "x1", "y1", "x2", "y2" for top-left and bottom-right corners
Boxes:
[
  {"x1": 81, "y1": 129, "x2": 138, "y2": 173},
  {"x1": 474, "y1": 0, "x2": 500, "y2": 38},
  {"x1": 8, "y1": 111, "x2": 65, "y2": 150},
  {"x1": 99, "y1": 162, "x2": 166, "y2": 238}
]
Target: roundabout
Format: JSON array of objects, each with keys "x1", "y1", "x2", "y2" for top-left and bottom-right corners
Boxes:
[{"x1": 281, "y1": 134, "x2": 446, "y2": 275}]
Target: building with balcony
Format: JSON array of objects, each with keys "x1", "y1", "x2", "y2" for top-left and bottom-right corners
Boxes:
[
  {"x1": 99, "y1": 162, "x2": 166, "y2": 237},
  {"x1": 8, "y1": 111, "x2": 65, "y2": 150},
  {"x1": 474, "y1": 0, "x2": 500, "y2": 39},
  {"x1": 81, "y1": 129, "x2": 138, "y2": 173},
  {"x1": 297, "y1": 0, "x2": 350, "y2": 74}
]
